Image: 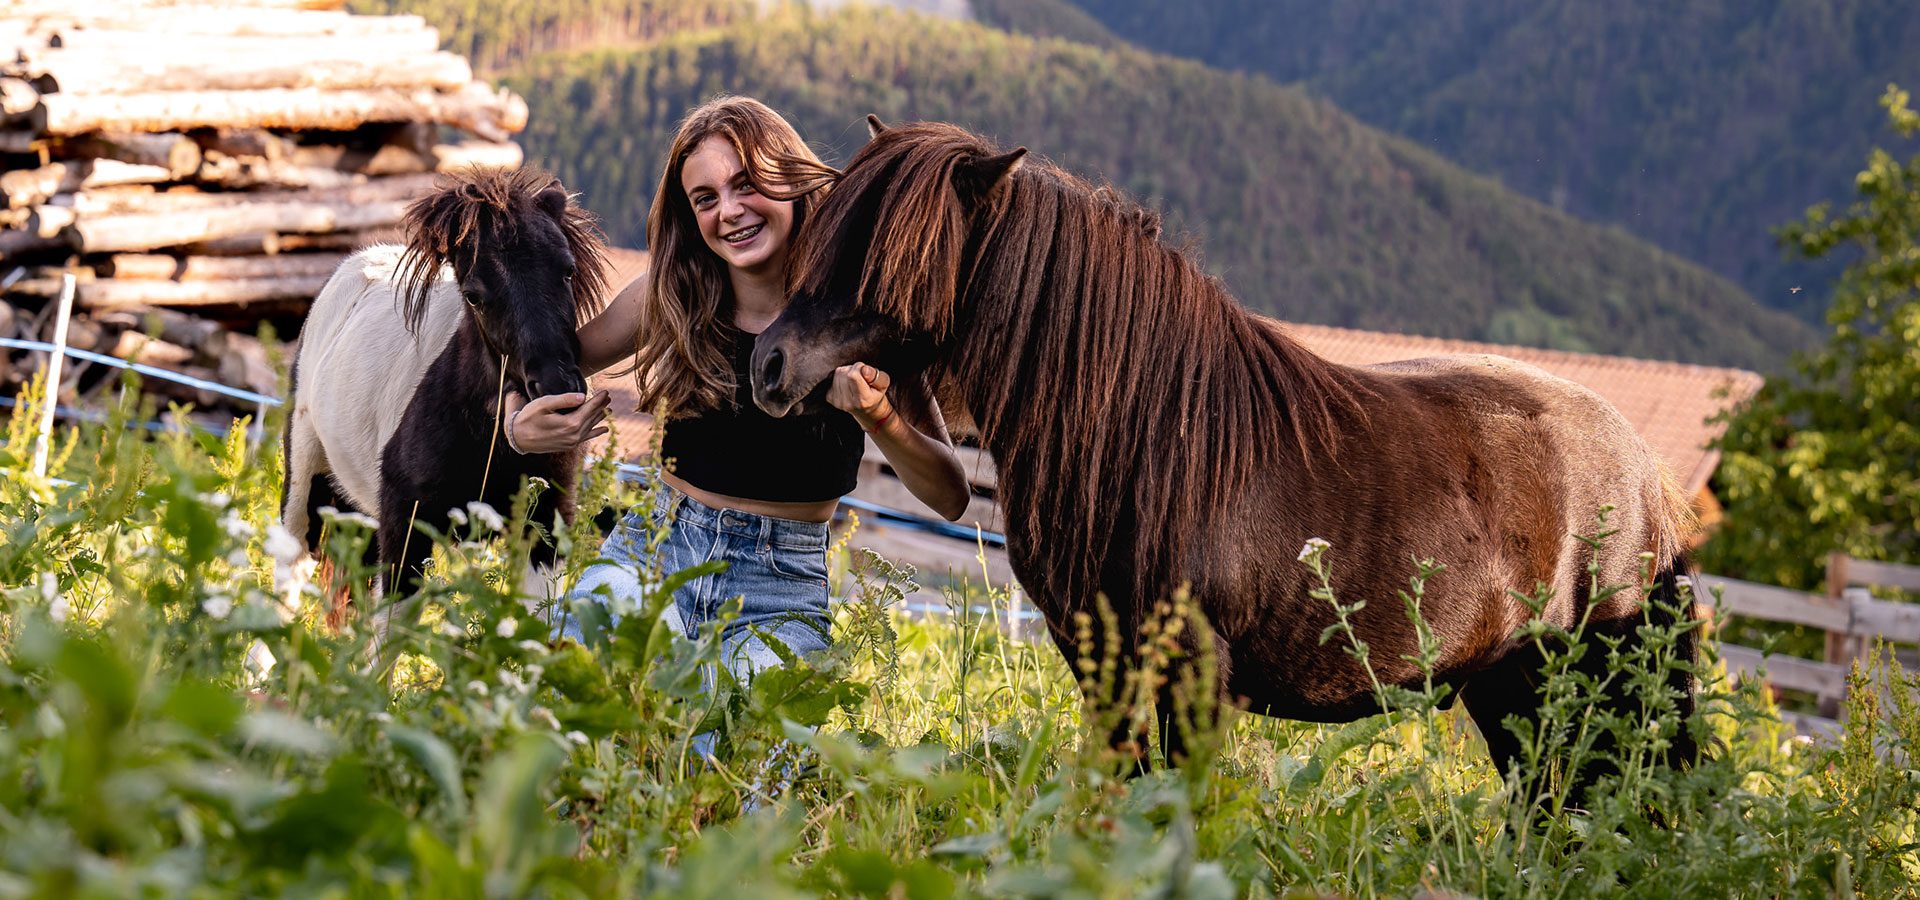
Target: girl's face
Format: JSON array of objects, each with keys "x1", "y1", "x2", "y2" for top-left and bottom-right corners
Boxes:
[{"x1": 681, "y1": 134, "x2": 795, "y2": 278}]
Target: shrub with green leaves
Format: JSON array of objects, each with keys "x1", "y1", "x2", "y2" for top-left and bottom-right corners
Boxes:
[{"x1": 1, "y1": 370, "x2": 1916, "y2": 897}]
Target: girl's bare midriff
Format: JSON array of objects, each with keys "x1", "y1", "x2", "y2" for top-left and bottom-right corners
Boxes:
[{"x1": 660, "y1": 471, "x2": 838, "y2": 523}]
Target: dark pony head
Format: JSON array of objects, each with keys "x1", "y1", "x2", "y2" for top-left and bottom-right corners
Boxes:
[
  {"x1": 759, "y1": 118, "x2": 1368, "y2": 623},
  {"x1": 395, "y1": 166, "x2": 609, "y2": 400},
  {"x1": 752, "y1": 119, "x2": 1025, "y2": 417}
]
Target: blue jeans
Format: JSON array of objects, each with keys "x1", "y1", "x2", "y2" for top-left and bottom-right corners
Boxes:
[{"x1": 561, "y1": 486, "x2": 834, "y2": 756}]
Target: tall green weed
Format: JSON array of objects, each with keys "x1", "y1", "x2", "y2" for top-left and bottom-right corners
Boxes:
[{"x1": 1, "y1": 376, "x2": 1915, "y2": 897}]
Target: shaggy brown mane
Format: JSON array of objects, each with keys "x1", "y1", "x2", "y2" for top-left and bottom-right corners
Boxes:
[
  {"x1": 790, "y1": 123, "x2": 1375, "y2": 621},
  {"x1": 395, "y1": 166, "x2": 610, "y2": 333}
]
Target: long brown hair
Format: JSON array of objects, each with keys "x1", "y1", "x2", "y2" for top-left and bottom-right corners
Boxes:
[
  {"x1": 790, "y1": 123, "x2": 1373, "y2": 625},
  {"x1": 622, "y1": 96, "x2": 837, "y2": 416}
]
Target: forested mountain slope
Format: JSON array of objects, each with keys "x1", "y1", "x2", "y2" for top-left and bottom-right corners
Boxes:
[
  {"x1": 1063, "y1": 0, "x2": 1920, "y2": 321},
  {"x1": 371, "y1": 1, "x2": 1814, "y2": 367}
]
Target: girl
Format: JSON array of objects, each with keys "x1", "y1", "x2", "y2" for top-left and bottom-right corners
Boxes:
[{"x1": 508, "y1": 96, "x2": 969, "y2": 698}]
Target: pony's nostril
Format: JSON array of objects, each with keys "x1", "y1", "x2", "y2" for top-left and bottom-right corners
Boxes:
[{"x1": 761, "y1": 347, "x2": 785, "y2": 391}]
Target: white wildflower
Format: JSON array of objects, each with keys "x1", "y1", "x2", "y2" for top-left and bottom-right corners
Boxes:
[
  {"x1": 565, "y1": 730, "x2": 589, "y2": 746},
  {"x1": 36, "y1": 703, "x2": 65, "y2": 737},
  {"x1": 517, "y1": 640, "x2": 548, "y2": 654},
  {"x1": 529, "y1": 706, "x2": 561, "y2": 730},
  {"x1": 466, "y1": 680, "x2": 490, "y2": 697},
  {"x1": 447, "y1": 506, "x2": 468, "y2": 527},
  {"x1": 276, "y1": 557, "x2": 317, "y2": 621},
  {"x1": 226, "y1": 548, "x2": 251, "y2": 568},
  {"x1": 440, "y1": 619, "x2": 466, "y2": 638},
  {"x1": 42, "y1": 574, "x2": 69, "y2": 622},
  {"x1": 373, "y1": 712, "x2": 393, "y2": 724},
  {"x1": 199, "y1": 491, "x2": 231, "y2": 510},
  {"x1": 202, "y1": 593, "x2": 233, "y2": 620},
  {"x1": 465, "y1": 502, "x2": 505, "y2": 533},
  {"x1": 220, "y1": 509, "x2": 254, "y2": 541},
  {"x1": 496, "y1": 616, "x2": 518, "y2": 638},
  {"x1": 1296, "y1": 537, "x2": 1332, "y2": 563},
  {"x1": 263, "y1": 524, "x2": 303, "y2": 565},
  {"x1": 497, "y1": 667, "x2": 529, "y2": 695}
]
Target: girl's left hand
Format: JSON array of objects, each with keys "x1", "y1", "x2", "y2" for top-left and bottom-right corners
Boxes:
[{"x1": 826, "y1": 362, "x2": 894, "y2": 431}]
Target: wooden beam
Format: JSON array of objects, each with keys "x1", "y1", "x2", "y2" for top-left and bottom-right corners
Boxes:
[
  {"x1": 24, "y1": 47, "x2": 473, "y2": 94},
  {"x1": 100, "y1": 252, "x2": 346, "y2": 282},
  {"x1": 51, "y1": 172, "x2": 436, "y2": 216},
  {"x1": 38, "y1": 29, "x2": 437, "y2": 57},
  {"x1": 864, "y1": 437, "x2": 997, "y2": 491},
  {"x1": 0, "y1": 77, "x2": 38, "y2": 118},
  {"x1": 10, "y1": 9, "x2": 426, "y2": 39},
  {"x1": 850, "y1": 460, "x2": 1002, "y2": 534},
  {"x1": 1719, "y1": 644, "x2": 1851, "y2": 698},
  {"x1": 3, "y1": 159, "x2": 174, "y2": 209},
  {"x1": 33, "y1": 82, "x2": 528, "y2": 142},
  {"x1": 1835, "y1": 555, "x2": 1920, "y2": 593},
  {"x1": 432, "y1": 140, "x2": 523, "y2": 172},
  {"x1": 1696, "y1": 575, "x2": 1851, "y2": 632},
  {"x1": 82, "y1": 274, "x2": 330, "y2": 309},
  {"x1": 67, "y1": 132, "x2": 202, "y2": 178},
  {"x1": 64, "y1": 198, "x2": 409, "y2": 253},
  {"x1": 843, "y1": 519, "x2": 1017, "y2": 588},
  {"x1": 1849, "y1": 590, "x2": 1920, "y2": 645}
]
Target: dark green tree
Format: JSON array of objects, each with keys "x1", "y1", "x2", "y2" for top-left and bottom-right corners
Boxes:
[{"x1": 1703, "y1": 86, "x2": 1920, "y2": 589}]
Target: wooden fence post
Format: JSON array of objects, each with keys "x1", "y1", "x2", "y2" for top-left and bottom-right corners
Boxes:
[{"x1": 1822, "y1": 552, "x2": 1857, "y2": 719}]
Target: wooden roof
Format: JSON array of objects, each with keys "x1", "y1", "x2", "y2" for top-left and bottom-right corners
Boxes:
[{"x1": 589, "y1": 250, "x2": 1761, "y2": 495}]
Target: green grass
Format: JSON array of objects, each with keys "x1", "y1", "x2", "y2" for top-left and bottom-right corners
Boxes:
[{"x1": 2, "y1": 372, "x2": 1917, "y2": 897}]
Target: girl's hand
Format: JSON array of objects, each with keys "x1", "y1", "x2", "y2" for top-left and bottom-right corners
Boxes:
[
  {"x1": 504, "y1": 389, "x2": 611, "y2": 454},
  {"x1": 826, "y1": 362, "x2": 894, "y2": 431}
]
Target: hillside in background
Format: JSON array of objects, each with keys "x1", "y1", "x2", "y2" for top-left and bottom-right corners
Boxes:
[
  {"x1": 968, "y1": 0, "x2": 1119, "y2": 48},
  {"x1": 369, "y1": 1, "x2": 1814, "y2": 369},
  {"x1": 1062, "y1": 0, "x2": 1920, "y2": 322}
]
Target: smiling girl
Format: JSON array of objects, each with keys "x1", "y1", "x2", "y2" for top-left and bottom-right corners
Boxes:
[{"x1": 507, "y1": 96, "x2": 969, "y2": 727}]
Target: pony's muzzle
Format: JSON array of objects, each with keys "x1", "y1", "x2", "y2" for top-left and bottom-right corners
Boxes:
[
  {"x1": 750, "y1": 340, "x2": 799, "y2": 417},
  {"x1": 524, "y1": 366, "x2": 586, "y2": 402},
  {"x1": 759, "y1": 347, "x2": 785, "y2": 396}
]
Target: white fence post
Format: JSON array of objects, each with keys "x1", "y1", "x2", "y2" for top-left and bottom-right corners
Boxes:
[{"x1": 31, "y1": 274, "x2": 77, "y2": 478}]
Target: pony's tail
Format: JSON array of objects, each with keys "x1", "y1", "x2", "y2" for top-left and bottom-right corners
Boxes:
[
  {"x1": 1649, "y1": 551, "x2": 1703, "y2": 769},
  {"x1": 278, "y1": 352, "x2": 302, "y2": 527}
]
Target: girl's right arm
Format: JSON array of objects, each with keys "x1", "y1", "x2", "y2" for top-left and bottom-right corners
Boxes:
[{"x1": 578, "y1": 273, "x2": 649, "y2": 377}]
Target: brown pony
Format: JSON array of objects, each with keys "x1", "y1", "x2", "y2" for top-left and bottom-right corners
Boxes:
[{"x1": 753, "y1": 119, "x2": 1701, "y2": 795}]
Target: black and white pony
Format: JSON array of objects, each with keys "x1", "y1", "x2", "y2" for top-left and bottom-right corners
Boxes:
[{"x1": 280, "y1": 166, "x2": 609, "y2": 606}]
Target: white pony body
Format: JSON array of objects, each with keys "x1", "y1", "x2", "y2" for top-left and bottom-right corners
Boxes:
[{"x1": 282, "y1": 243, "x2": 466, "y2": 546}]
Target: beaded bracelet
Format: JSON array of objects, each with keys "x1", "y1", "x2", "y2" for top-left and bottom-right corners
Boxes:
[{"x1": 504, "y1": 407, "x2": 526, "y2": 454}]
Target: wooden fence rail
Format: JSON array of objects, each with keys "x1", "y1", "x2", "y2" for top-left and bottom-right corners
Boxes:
[{"x1": 1704, "y1": 553, "x2": 1920, "y2": 734}]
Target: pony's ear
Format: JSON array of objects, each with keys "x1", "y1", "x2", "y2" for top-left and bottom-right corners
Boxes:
[
  {"x1": 866, "y1": 114, "x2": 888, "y2": 139},
  {"x1": 536, "y1": 184, "x2": 570, "y2": 220},
  {"x1": 954, "y1": 147, "x2": 1027, "y2": 203}
]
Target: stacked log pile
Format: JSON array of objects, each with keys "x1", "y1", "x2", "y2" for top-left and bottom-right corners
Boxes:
[{"x1": 0, "y1": 0, "x2": 526, "y2": 414}]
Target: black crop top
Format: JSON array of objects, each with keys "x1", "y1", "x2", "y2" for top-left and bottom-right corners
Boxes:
[{"x1": 658, "y1": 328, "x2": 865, "y2": 502}]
